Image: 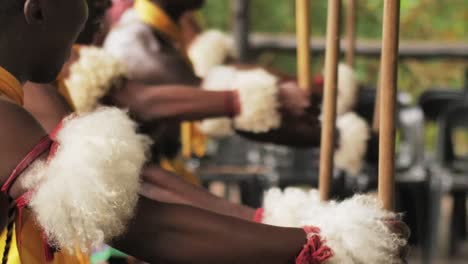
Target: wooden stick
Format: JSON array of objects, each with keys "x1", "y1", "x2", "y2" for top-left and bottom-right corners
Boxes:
[
  {"x1": 296, "y1": 0, "x2": 311, "y2": 90},
  {"x1": 319, "y1": 0, "x2": 341, "y2": 201},
  {"x1": 378, "y1": 0, "x2": 400, "y2": 210},
  {"x1": 372, "y1": 76, "x2": 381, "y2": 132},
  {"x1": 232, "y1": 0, "x2": 251, "y2": 62},
  {"x1": 345, "y1": 0, "x2": 357, "y2": 67}
]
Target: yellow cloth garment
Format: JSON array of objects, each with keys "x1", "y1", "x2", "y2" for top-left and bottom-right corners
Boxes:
[
  {"x1": 134, "y1": 0, "x2": 207, "y2": 161},
  {"x1": 181, "y1": 122, "x2": 206, "y2": 159},
  {"x1": 134, "y1": 0, "x2": 185, "y2": 50},
  {"x1": 0, "y1": 65, "x2": 88, "y2": 263},
  {"x1": 56, "y1": 77, "x2": 76, "y2": 111},
  {"x1": 160, "y1": 158, "x2": 200, "y2": 186},
  {"x1": 0, "y1": 66, "x2": 23, "y2": 105},
  {"x1": 14, "y1": 210, "x2": 89, "y2": 264},
  {"x1": 55, "y1": 45, "x2": 81, "y2": 111},
  {"x1": 0, "y1": 227, "x2": 20, "y2": 264}
]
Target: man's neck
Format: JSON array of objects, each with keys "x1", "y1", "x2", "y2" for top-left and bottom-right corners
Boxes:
[{"x1": 0, "y1": 41, "x2": 28, "y2": 84}]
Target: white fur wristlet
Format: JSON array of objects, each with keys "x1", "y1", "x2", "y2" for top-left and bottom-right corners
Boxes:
[
  {"x1": 66, "y1": 46, "x2": 128, "y2": 113},
  {"x1": 334, "y1": 112, "x2": 370, "y2": 176},
  {"x1": 21, "y1": 107, "x2": 152, "y2": 253},
  {"x1": 336, "y1": 63, "x2": 359, "y2": 116},
  {"x1": 232, "y1": 69, "x2": 281, "y2": 133},
  {"x1": 197, "y1": 66, "x2": 237, "y2": 137},
  {"x1": 262, "y1": 188, "x2": 408, "y2": 264},
  {"x1": 198, "y1": 66, "x2": 281, "y2": 136},
  {"x1": 188, "y1": 30, "x2": 236, "y2": 78}
]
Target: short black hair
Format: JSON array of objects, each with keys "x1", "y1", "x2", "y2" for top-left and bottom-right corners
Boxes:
[{"x1": 0, "y1": 0, "x2": 24, "y2": 16}]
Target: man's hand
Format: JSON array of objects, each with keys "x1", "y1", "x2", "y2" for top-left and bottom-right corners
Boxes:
[
  {"x1": 278, "y1": 81, "x2": 311, "y2": 118},
  {"x1": 385, "y1": 218, "x2": 411, "y2": 262}
]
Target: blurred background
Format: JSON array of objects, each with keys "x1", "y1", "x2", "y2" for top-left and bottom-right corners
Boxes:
[
  {"x1": 200, "y1": 0, "x2": 467, "y2": 151},
  {"x1": 192, "y1": 1, "x2": 467, "y2": 263}
]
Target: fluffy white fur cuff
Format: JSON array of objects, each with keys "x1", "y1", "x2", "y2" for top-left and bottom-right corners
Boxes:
[
  {"x1": 66, "y1": 46, "x2": 128, "y2": 113},
  {"x1": 198, "y1": 66, "x2": 281, "y2": 136},
  {"x1": 188, "y1": 30, "x2": 236, "y2": 78},
  {"x1": 21, "y1": 107, "x2": 152, "y2": 254},
  {"x1": 334, "y1": 112, "x2": 370, "y2": 176},
  {"x1": 197, "y1": 118, "x2": 234, "y2": 138},
  {"x1": 197, "y1": 66, "x2": 237, "y2": 137},
  {"x1": 263, "y1": 188, "x2": 407, "y2": 264},
  {"x1": 336, "y1": 63, "x2": 358, "y2": 116},
  {"x1": 233, "y1": 69, "x2": 281, "y2": 132}
]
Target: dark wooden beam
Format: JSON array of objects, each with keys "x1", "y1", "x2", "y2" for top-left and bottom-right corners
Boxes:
[
  {"x1": 249, "y1": 34, "x2": 468, "y2": 60},
  {"x1": 231, "y1": 0, "x2": 251, "y2": 62}
]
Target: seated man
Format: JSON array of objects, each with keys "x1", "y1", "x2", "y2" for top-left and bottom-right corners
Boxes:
[
  {"x1": 0, "y1": 1, "x2": 407, "y2": 263},
  {"x1": 98, "y1": 0, "x2": 372, "y2": 209}
]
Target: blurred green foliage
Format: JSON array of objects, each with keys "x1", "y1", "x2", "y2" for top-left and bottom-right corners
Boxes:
[
  {"x1": 200, "y1": 0, "x2": 467, "y2": 150},
  {"x1": 200, "y1": 0, "x2": 467, "y2": 93}
]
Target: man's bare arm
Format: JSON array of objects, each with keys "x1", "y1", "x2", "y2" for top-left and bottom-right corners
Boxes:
[
  {"x1": 140, "y1": 165, "x2": 256, "y2": 221},
  {"x1": 24, "y1": 83, "x2": 73, "y2": 132},
  {"x1": 106, "y1": 82, "x2": 235, "y2": 122},
  {"x1": 0, "y1": 99, "x2": 47, "y2": 223},
  {"x1": 112, "y1": 197, "x2": 305, "y2": 264}
]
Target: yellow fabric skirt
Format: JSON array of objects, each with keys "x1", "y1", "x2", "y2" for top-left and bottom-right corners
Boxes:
[
  {"x1": 0, "y1": 227, "x2": 20, "y2": 264},
  {"x1": 1, "y1": 210, "x2": 89, "y2": 264},
  {"x1": 160, "y1": 157, "x2": 200, "y2": 186}
]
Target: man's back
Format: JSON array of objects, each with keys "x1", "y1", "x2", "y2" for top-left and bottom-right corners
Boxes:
[{"x1": 104, "y1": 9, "x2": 198, "y2": 85}]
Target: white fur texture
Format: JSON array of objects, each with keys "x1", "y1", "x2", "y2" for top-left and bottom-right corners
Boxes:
[
  {"x1": 202, "y1": 65, "x2": 237, "y2": 91},
  {"x1": 104, "y1": 9, "x2": 164, "y2": 80},
  {"x1": 188, "y1": 30, "x2": 236, "y2": 78},
  {"x1": 198, "y1": 66, "x2": 237, "y2": 137},
  {"x1": 66, "y1": 46, "x2": 127, "y2": 113},
  {"x1": 199, "y1": 66, "x2": 281, "y2": 135},
  {"x1": 22, "y1": 107, "x2": 152, "y2": 254},
  {"x1": 197, "y1": 118, "x2": 234, "y2": 138},
  {"x1": 337, "y1": 63, "x2": 359, "y2": 115},
  {"x1": 335, "y1": 112, "x2": 370, "y2": 176},
  {"x1": 233, "y1": 69, "x2": 281, "y2": 133},
  {"x1": 263, "y1": 188, "x2": 407, "y2": 264}
]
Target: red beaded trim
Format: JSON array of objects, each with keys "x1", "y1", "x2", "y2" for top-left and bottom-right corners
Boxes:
[
  {"x1": 252, "y1": 208, "x2": 264, "y2": 223},
  {"x1": 295, "y1": 226, "x2": 333, "y2": 264}
]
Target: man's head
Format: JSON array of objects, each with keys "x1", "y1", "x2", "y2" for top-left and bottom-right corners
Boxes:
[
  {"x1": 0, "y1": 0, "x2": 88, "y2": 83},
  {"x1": 77, "y1": 0, "x2": 112, "y2": 44},
  {"x1": 154, "y1": 0, "x2": 205, "y2": 15}
]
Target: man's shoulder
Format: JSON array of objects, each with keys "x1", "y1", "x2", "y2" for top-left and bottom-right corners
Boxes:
[
  {"x1": 0, "y1": 99, "x2": 46, "y2": 183},
  {"x1": 104, "y1": 10, "x2": 163, "y2": 57},
  {"x1": 0, "y1": 99, "x2": 45, "y2": 139}
]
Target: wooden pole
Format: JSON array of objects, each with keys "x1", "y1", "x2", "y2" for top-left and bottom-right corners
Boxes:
[
  {"x1": 378, "y1": 0, "x2": 400, "y2": 210},
  {"x1": 319, "y1": 0, "x2": 341, "y2": 201},
  {"x1": 372, "y1": 76, "x2": 381, "y2": 132},
  {"x1": 345, "y1": 0, "x2": 356, "y2": 67},
  {"x1": 232, "y1": 0, "x2": 251, "y2": 62},
  {"x1": 296, "y1": 0, "x2": 311, "y2": 90}
]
